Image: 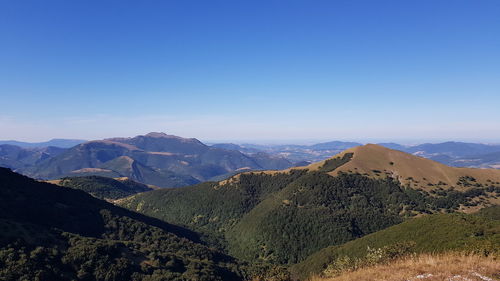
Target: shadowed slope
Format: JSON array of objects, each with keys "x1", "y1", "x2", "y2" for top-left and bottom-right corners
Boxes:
[{"x1": 0, "y1": 167, "x2": 258, "y2": 281}]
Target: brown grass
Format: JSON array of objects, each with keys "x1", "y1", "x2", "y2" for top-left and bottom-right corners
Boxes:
[
  {"x1": 327, "y1": 144, "x2": 500, "y2": 192},
  {"x1": 311, "y1": 253, "x2": 500, "y2": 281}
]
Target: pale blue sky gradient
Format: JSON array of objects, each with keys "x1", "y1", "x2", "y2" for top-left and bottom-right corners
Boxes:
[{"x1": 1, "y1": 0, "x2": 499, "y2": 142}]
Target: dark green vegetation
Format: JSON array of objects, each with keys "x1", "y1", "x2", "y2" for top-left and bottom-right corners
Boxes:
[
  {"x1": 0, "y1": 168, "x2": 291, "y2": 281},
  {"x1": 120, "y1": 170, "x2": 309, "y2": 250},
  {"x1": 58, "y1": 176, "x2": 153, "y2": 200},
  {"x1": 476, "y1": 205, "x2": 500, "y2": 221},
  {"x1": 120, "y1": 155, "x2": 497, "y2": 267},
  {"x1": 318, "y1": 153, "x2": 353, "y2": 172},
  {"x1": 291, "y1": 211, "x2": 500, "y2": 280},
  {"x1": 20, "y1": 132, "x2": 292, "y2": 187}
]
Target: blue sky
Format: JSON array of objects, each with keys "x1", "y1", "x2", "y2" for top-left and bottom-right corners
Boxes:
[{"x1": 1, "y1": 0, "x2": 499, "y2": 143}]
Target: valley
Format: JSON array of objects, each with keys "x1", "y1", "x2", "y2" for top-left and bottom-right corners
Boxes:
[{"x1": 1, "y1": 138, "x2": 499, "y2": 280}]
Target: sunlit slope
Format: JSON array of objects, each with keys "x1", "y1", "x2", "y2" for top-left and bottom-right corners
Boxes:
[
  {"x1": 322, "y1": 144, "x2": 500, "y2": 191},
  {"x1": 311, "y1": 253, "x2": 500, "y2": 281}
]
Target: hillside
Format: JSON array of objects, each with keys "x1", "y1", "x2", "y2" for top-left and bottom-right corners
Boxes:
[
  {"x1": 291, "y1": 212, "x2": 500, "y2": 279},
  {"x1": 305, "y1": 144, "x2": 500, "y2": 196},
  {"x1": 119, "y1": 144, "x2": 500, "y2": 266},
  {"x1": 52, "y1": 175, "x2": 154, "y2": 200},
  {"x1": 0, "y1": 167, "x2": 288, "y2": 280},
  {"x1": 23, "y1": 132, "x2": 293, "y2": 187}
]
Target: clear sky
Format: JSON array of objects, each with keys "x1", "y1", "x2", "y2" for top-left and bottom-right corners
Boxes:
[{"x1": 1, "y1": 0, "x2": 499, "y2": 143}]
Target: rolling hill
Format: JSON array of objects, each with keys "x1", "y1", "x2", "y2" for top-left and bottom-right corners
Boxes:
[
  {"x1": 50, "y1": 175, "x2": 155, "y2": 200},
  {"x1": 0, "y1": 167, "x2": 267, "y2": 281},
  {"x1": 119, "y1": 144, "x2": 500, "y2": 266},
  {"x1": 306, "y1": 144, "x2": 500, "y2": 194},
  {"x1": 22, "y1": 132, "x2": 293, "y2": 187}
]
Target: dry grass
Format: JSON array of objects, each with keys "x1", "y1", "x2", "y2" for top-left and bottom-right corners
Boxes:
[
  {"x1": 327, "y1": 144, "x2": 500, "y2": 192},
  {"x1": 311, "y1": 253, "x2": 500, "y2": 281}
]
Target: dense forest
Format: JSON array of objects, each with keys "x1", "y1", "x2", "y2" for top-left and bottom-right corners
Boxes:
[
  {"x1": 58, "y1": 175, "x2": 153, "y2": 200},
  {"x1": 0, "y1": 168, "x2": 288, "y2": 281}
]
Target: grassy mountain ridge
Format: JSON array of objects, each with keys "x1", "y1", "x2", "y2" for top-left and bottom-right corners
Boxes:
[{"x1": 322, "y1": 144, "x2": 500, "y2": 193}]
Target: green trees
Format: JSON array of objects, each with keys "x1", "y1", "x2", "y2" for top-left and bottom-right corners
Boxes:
[
  {"x1": 58, "y1": 176, "x2": 152, "y2": 200},
  {"x1": 0, "y1": 168, "x2": 276, "y2": 281}
]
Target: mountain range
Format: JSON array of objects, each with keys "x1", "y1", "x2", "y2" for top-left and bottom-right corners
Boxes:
[
  {"x1": 1, "y1": 132, "x2": 293, "y2": 187},
  {"x1": 1, "y1": 143, "x2": 499, "y2": 280},
  {"x1": 0, "y1": 144, "x2": 66, "y2": 170},
  {"x1": 1, "y1": 134, "x2": 499, "y2": 190}
]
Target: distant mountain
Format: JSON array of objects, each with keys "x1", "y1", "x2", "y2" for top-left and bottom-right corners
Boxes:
[
  {"x1": 457, "y1": 151, "x2": 500, "y2": 169},
  {"x1": 119, "y1": 144, "x2": 500, "y2": 265},
  {"x1": 23, "y1": 132, "x2": 293, "y2": 187},
  {"x1": 376, "y1": 142, "x2": 408, "y2": 151},
  {"x1": 215, "y1": 141, "x2": 500, "y2": 169},
  {"x1": 309, "y1": 141, "x2": 362, "y2": 150},
  {"x1": 211, "y1": 143, "x2": 262, "y2": 154},
  {"x1": 212, "y1": 141, "x2": 362, "y2": 163},
  {"x1": 405, "y1": 141, "x2": 500, "y2": 157},
  {"x1": 0, "y1": 144, "x2": 66, "y2": 170},
  {"x1": 0, "y1": 167, "x2": 261, "y2": 280},
  {"x1": 0, "y1": 138, "x2": 86, "y2": 148},
  {"x1": 378, "y1": 141, "x2": 500, "y2": 169}
]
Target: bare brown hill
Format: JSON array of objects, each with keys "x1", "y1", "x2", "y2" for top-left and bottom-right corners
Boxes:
[{"x1": 319, "y1": 144, "x2": 500, "y2": 191}]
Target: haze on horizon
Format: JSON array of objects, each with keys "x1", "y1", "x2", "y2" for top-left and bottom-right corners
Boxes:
[{"x1": 1, "y1": 1, "x2": 499, "y2": 143}]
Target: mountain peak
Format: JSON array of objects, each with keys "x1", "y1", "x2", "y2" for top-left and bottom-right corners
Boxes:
[{"x1": 326, "y1": 144, "x2": 500, "y2": 191}]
